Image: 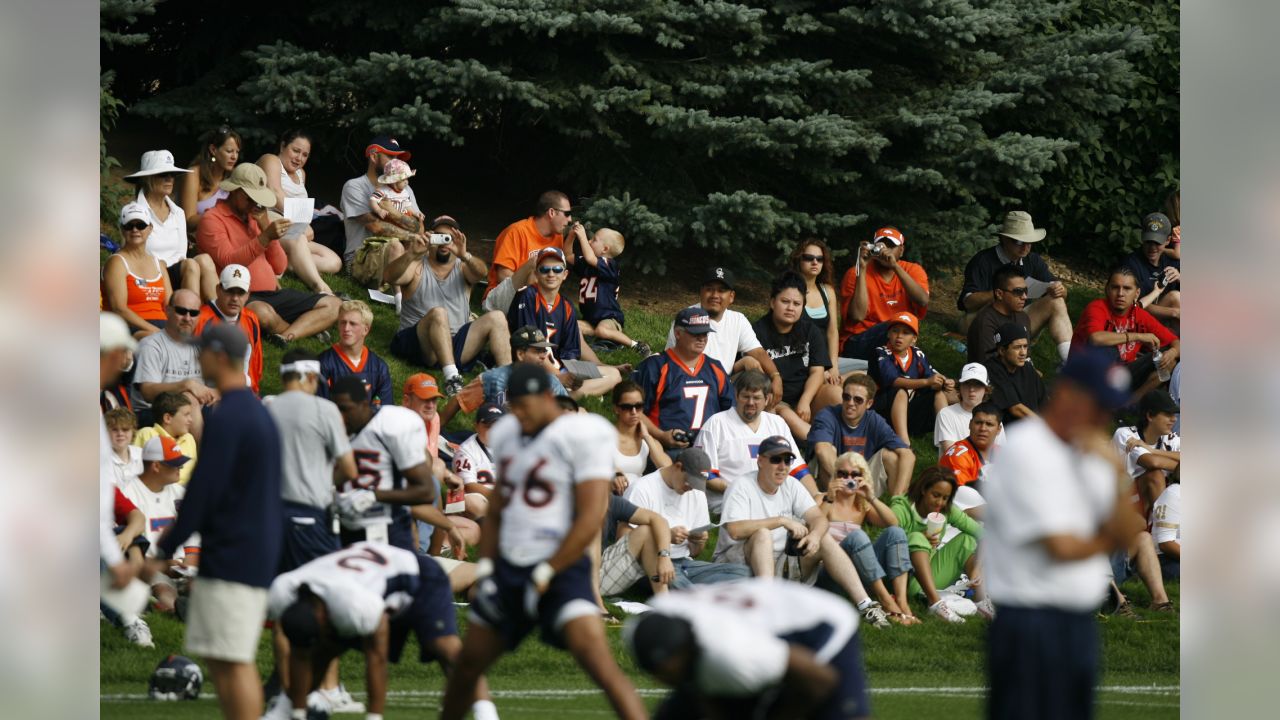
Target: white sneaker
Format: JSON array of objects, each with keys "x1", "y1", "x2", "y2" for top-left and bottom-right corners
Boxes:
[
  {"x1": 319, "y1": 685, "x2": 365, "y2": 714},
  {"x1": 860, "y1": 601, "x2": 891, "y2": 629},
  {"x1": 260, "y1": 691, "x2": 292, "y2": 720},
  {"x1": 929, "y1": 599, "x2": 966, "y2": 624},
  {"x1": 123, "y1": 617, "x2": 154, "y2": 647},
  {"x1": 306, "y1": 690, "x2": 333, "y2": 715},
  {"x1": 976, "y1": 598, "x2": 996, "y2": 621}
]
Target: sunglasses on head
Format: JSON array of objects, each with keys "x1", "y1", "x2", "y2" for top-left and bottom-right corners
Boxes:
[
  {"x1": 841, "y1": 392, "x2": 868, "y2": 405},
  {"x1": 800, "y1": 253, "x2": 823, "y2": 263},
  {"x1": 172, "y1": 306, "x2": 200, "y2": 317},
  {"x1": 767, "y1": 453, "x2": 796, "y2": 465},
  {"x1": 835, "y1": 469, "x2": 863, "y2": 479},
  {"x1": 537, "y1": 265, "x2": 565, "y2": 275},
  {"x1": 122, "y1": 221, "x2": 148, "y2": 232},
  {"x1": 616, "y1": 402, "x2": 644, "y2": 412}
]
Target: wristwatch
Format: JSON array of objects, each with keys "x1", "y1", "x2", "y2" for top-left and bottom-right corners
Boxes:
[{"x1": 657, "y1": 549, "x2": 671, "y2": 558}]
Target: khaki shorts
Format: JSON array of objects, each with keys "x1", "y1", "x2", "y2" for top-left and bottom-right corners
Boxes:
[
  {"x1": 600, "y1": 536, "x2": 646, "y2": 596},
  {"x1": 184, "y1": 578, "x2": 268, "y2": 664},
  {"x1": 717, "y1": 535, "x2": 819, "y2": 584},
  {"x1": 433, "y1": 555, "x2": 465, "y2": 575}
]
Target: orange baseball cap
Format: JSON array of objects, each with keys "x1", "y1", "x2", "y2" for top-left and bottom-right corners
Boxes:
[
  {"x1": 889, "y1": 312, "x2": 919, "y2": 334},
  {"x1": 142, "y1": 436, "x2": 190, "y2": 467},
  {"x1": 873, "y1": 227, "x2": 906, "y2": 246},
  {"x1": 403, "y1": 373, "x2": 442, "y2": 400}
]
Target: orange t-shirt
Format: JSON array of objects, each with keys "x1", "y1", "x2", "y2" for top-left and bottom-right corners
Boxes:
[
  {"x1": 838, "y1": 260, "x2": 929, "y2": 347},
  {"x1": 194, "y1": 304, "x2": 264, "y2": 394},
  {"x1": 939, "y1": 438, "x2": 985, "y2": 486},
  {"x1": 484, "y1": 217, "x2": 562, "y2": 297}
]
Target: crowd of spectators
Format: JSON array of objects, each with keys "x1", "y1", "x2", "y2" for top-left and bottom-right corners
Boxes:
[{"x1": 101, "y1": 129, "x2": 1181, "y2": 662}]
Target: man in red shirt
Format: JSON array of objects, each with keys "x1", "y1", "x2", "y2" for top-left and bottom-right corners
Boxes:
[
  {"x1": 196, "y1": 163, "x2": 340, "y2": 345},
  {"x1": 1072, "y1": 266, "x2": 1179, "y2": 400},
  {"x1": 483, "y1": 190, "x2": 571, "y2": 300},
  {"x1": 839, "y1": 226, "x2": 930, "y2": 362}
]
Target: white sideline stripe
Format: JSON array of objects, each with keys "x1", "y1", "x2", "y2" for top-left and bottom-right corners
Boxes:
[{"x1": 100, "y1": 684, "x2": 1180, "y2": 702}]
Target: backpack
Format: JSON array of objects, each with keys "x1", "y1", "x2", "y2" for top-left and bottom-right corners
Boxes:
[{"x1": 350, "y1": 236, "x2": 395, "y2": 290}]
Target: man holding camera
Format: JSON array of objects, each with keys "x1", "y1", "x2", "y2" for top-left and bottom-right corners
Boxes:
[
  {"x1": 839, "y1": 227, "x2": 931, "y2": 362},
  {"x1": 634, "y1": 307, "x2": 735, "y2": 450},
  {"x1": 385, "y1": 215, "x2": 512, "y2": 397}
]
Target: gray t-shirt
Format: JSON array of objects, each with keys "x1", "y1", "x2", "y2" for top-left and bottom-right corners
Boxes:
[
  {"x1": 400, "y1": 260, "x2": 471, "y2": 334},
  {"x1": 131, "y1": 331, "x2": 202, "y2": 411},
  {"x1": 267, "y1": 391, "x2": 352, "y2": 509},
  {"x1": 341, "y1": 174, "x2": 420, "y2": 259}
]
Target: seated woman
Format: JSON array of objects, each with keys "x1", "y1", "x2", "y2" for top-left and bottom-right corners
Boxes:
[
  {"x1": 789, "y1": 238, "x2": 864, "y2": 377},
  {"x1": 126, "y1": 149, "x2": 217, "y2": 301},
  {"x1": 102, "y1": 202, "x2": 171, "y2": 339},
  {"x1": 612, "y1": 381, "x2": 671, "y2": 492},
  {"x1": 824, "y1": 451, "x2": 918, "y2": 625},
  {"x1": 256, "y1": 129, "x2": 342, "y2": 295},
  {"x1": 179, "y1": 125, "x2": 241, "y2": 230},
  {"x1": 752, "y1": 271, "x2": 842, "y2": 442},
  {"x1": 888, "y1": 466, "x2": 991, "y2": 625}
]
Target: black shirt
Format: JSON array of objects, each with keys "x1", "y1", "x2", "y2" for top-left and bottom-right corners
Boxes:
[
  {"x1": 1121, "y1": 250, "x2": 1180, "y2": 298},
  {"x1": 967, "y1": 304, "x2": 1032, "y2": 364},
  {"x1": 982, "y1": 357, "x2": 1047, "y2": 426},
  {"x1": 958, "y1": 246, "x2": 1057, "y2": 312},
  {"x1": 752, "y1": 315, "x2": 831, "y2": 407}
]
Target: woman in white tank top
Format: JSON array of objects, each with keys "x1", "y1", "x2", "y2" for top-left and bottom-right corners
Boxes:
[
  {"x1": 256, "y1": 129, "x2": 343, "y2": 295},
  {"x1": 611, "y1": 381, "x2": 671, "y2": 490}
]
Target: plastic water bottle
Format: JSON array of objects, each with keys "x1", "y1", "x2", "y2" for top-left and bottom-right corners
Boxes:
[{"x1": 1153, "y1": 347, "x2": 1171, "y2": 382}]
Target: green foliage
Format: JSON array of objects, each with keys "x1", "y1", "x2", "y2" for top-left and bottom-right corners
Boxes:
[
  {"x1": 100, "y1": 0, "x2": 162, "y2": 227},
  {"x1": 106, "y1": 0, "x2": 1174, "y2": 274}
]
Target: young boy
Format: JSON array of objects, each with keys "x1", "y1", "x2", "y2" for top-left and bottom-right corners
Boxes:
[
  {"x1": 132, "y1": 391, "x2": 198, "y2": 485},
  {"x1": 932, "y1": 362, "x2": 1007, "y2": 453},
  {"x1": 104, "y1": 407, "x2": 143, "y2": 487},
  {"x1": 119, "y1": 436, "x2": 201, "y2": 614},
  {"x1": 565, "y1": 223, "x2": 650, "y2": 356},
  {"x1": 868, "y1": 312, "x2": 956, "y2": 443}
]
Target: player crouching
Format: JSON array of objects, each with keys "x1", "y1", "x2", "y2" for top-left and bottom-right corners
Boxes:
[{"x1": 265, "y1": 542, "x2": 497, "y2": 720}]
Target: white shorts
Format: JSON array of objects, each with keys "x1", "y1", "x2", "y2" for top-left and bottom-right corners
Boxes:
[
  {"x1": 184, "y1": 578, "x2": 268, "y2": 664},
  {"x1": 600, "y1": 536, "x2": 646, "y2": 596},
  {"x1": 433, "y1": 556, "x2": 465, "y2": 574}
]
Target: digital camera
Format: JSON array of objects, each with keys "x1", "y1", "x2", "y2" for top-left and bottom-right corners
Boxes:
[{"x1": 429, "y1": 233, "x2": 453, "y2": 245}]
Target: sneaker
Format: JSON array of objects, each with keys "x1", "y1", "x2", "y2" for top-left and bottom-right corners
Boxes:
[
  {"x1": 860, "y1": 601, "x2": 891, "y2": 629},
  {"x1": 633, "y1": 341, "x2": 652, "y2": 357},
  {"x1": 929, "y1": 599, "x2": 966, "y2": 624},
  {"x1": 1151, "y1": 601, "x2": 1176, "y2": 613},
  {"x1": 306, "y1": 690, "x2": 333, "y2": 715},
  {"x1": 313, "y1": 329, "x2": 332, "y2": 346},
  {"x1": 260, "y1": 691, "x2": 292, "y2": 720},
  {"x1": 123, "y1": 616, "x2": 154, "y2": 648},
  {"x1": 320, "y1": 685, "x2": 366, "y2": 714},
  {"x1": 444, "y1": 375, "x2": 465, "y2": 398},
  {"x1": 975, "y1": 598, "x2": 996, "y2": 621},
  {"x1": 267, "y1": 333, "x2": 291, "y2": 349}
]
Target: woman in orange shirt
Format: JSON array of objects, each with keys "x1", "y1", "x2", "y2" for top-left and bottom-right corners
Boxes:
[{"x1": 103, "y1": 202, "x2": 171, "y2": 338}]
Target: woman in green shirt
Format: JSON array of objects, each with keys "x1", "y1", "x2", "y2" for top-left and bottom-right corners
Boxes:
[{"x1": 889, "y1": 466, "x2": 992, "y2": 624}]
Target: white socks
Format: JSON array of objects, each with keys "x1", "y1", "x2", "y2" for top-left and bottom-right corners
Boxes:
[
  {"x1": 443, "y1": 364, "x2": 460, "y2": 379},
  {"x1": 855, "y1": 598, "x2": 873, "y2": 611},
  {"x1": 1057, "y1": 341, "x2": 1071, "y2": 362},
  {"x1": 472, "y1": 699, "x2": 500, "y2": 720}
]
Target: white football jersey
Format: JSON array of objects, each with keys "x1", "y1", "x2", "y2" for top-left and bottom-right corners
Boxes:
[
  {"x1": 339, "y1": 406, "x2": 429, "y2": 530},
  {"x1": 647, "y1": 579, "x2": 857, "y2": 696},
  {"x1": 489, "y1": 412, "x2": 617, "y2": 565},
  {"x1": 451, "y1": 433, "x2": 495, "y2": 487},
  {"x1": 1111, "y1": 426, "x2": 1180, "y2": 480},
  {"x1": 267, "y1": 542, "x2": 422, "y2": 638},
  {"x1": 118, "y1": 477, "x2": 200, "y2": 559},
  {"x1": 695, "y1": 409, "x2": 808, "y2": 510}
]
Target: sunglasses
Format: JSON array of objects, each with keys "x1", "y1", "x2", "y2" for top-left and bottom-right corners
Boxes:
[
  {"x1": 767, "y1": 454, "x2": 797, "y2": 465},
  {"x1": 616, "y1": 402, "x2": 644, "y2": 412},
  {"x1": 800, "y1": 253, "x2": 824, "y2": 263},
  {"x1": 841, "y1": 393, "x2": 868, "y2": 405},
  {"x1": 553, "y1": 208, "x2": 573, "y2": 217},
  {"x1": 121, "y1": 222, "x2": 148, "y2": 232},
  {"x1": 1001, "y1": 287, "x2": 1029, "y2": 297},
  {"x1": 1010, "y1": 239, "x2": 1027, "y2": 248},
  {"x1": 172, "y1": 306, "x2": 200, "y2": 317},
  {"x1": 537, "y1": 265, "x2": 566, "y2": 275},
  {"x1": 835, "y1": 470, "x2": 864, "y2": 479}
]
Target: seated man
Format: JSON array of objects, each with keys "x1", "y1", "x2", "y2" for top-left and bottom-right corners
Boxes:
[
  {"x1": 1122, "y1": 212, "x2": 1180, "y2": 327},
  {"x1": 597, "y1": 490, "x2": 677, "y2": 600},
  {"x1": 194, "y1": 264, "x2": 264, "y2": 394},
  {"x1": 982, "y1": 322, "x2": 1047, "y2": 426},
  {"x1": 695, "y1": 369, "x2": 814, "y2": 513},
  {"x1": 933, "y1": 363, "x2": 1006, "y2": 453},
  {"x1": 1151, "y1": 474, "x2": 1181, "y2": 580},
  {"x1": 713, "y1": 436, "x2": 890, "y2": 628},
  {"x1": 665, "y1": 266, "x2": 784, "y2": 403},
  {"x1": 440, "y1": 326, "x2": 573, "y2": 426},
  {"x1": 1111, "y1": 389, "x2": 1180, "y2": 514},
  {"x1": 810, "y1": 374, "x2": 915, "y2": 497},
  {"x1": 131, "y1": 290, "x2": 216, "y2": 430},
  {"x1": 1072, "y1": 265, "x2": 1180, "y2": 400},
  {"x1": 957, "y1": 211, "x2": 1072, "y2": 363},
  {"x1": 838, "y1": 227, "x2": 929, "y2": 362},
  {"x1": 966, "y1": 264, "x2": 1031, "y2": 364},
  {"x1": 483, "y1": 190, "x2": 571, "y2": 301},
  {"x1": 318, "y1": 299, "x2": 393, "y2": 408},
  {"x1": 339, "y1": 135, "x2": 424, "y2": 266},
  {"x1": 634, "y1": 307, "x2": 735, "y2": 449},
  {"x1": 196, "y1": 163, "x2": 340, "y2": 344},
  {"x1": 385, "y1": 217, "x2": 511, "y2": 396},
  {"x1": 937, "y1": 402, "x2": 1002, "y2": 519},
  {"x1": 132, "y1": 391, "x2": 199, "y2": 485},
  {"x1": 119, "y1": 436, "x2": 201, "y2": 614},
  {"x1": 450, "y1": 402, "x2": 504, "y2": 520},
  {"x1": 623, "y1": 448, "x2": 751, "y2": 589}
]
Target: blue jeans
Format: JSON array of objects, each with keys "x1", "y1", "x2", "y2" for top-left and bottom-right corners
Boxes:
[
  {"x1": 840, "y1": 322, "x2": 892, "y2": 362},
  {"x1": 840, "y1": 526, "x2": 910, "y2": 587},
  {"x1": 672, "y1": 557, "x2": 751, "y2": 590}
]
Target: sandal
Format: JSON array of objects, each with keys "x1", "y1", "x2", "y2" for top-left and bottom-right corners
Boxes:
[
  {"x1": 887, "y1": 611, "x2": 921, "y2": 626},
  {"x1": 1114, "y1": 600, "x2": 1139, "y2": 619},
  {"x1": 1151, "y1": 601, "x2": 1176, "y2": 613}
]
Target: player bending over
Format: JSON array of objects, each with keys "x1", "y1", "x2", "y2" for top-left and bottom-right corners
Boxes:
[{"x1": 439, "y1": 363, "x2": 647, "y2": 720}]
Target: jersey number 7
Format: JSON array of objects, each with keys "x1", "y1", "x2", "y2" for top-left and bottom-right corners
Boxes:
[{"x1": 683, "y1": 385, "x2": 710, "y2": 430}]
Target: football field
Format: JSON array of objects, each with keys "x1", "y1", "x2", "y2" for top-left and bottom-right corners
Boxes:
[{"x1": 101, "y1": 583, "x2": 1179, "y2": 719}]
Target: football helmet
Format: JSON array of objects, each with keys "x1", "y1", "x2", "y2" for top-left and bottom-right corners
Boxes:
[{"x1": 148, "y1": 654, "x2": 203, "y2": 701}]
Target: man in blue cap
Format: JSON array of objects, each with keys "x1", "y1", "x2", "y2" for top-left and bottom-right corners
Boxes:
[
  {"x1": 982, "y1": 347, "x2": 1146, "y2": 720},
  {"x1": 633, "y1": 307, "x2": 736, "y2": 450}
]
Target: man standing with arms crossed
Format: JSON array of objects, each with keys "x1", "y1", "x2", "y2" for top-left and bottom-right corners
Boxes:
[
  {"x1": 440, "y1": 364, "x2": 646, "y2": 720},
  {"x1": 147, "y1": 324, "x2": 282, "y2": 720},
  {"x1": 983, "y1": 348, "x2": 1145, "y2": 720}
]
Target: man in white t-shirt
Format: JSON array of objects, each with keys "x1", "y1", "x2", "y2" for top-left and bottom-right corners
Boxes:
[
  {"x1": 626, "y1": 580, "x2": 870, "y2": 719},
  {"x1": 983, "y1": 348, "x2": 1145, "y2": 720},
  {"x1": 1111, "y1": 389, "x2": 1180, "y2": 514},
  {"x1": 695, "y1": 369, "x2": 815, "y2": 513},
  {"x1": 624, "y1": 448, "x2": 750, "y2": 589},
  {"x1": 714, "y1": 436, "x2": 889, "y2": 628},
  {"x1": 666, "y1": 266, "x2": 784, "y2": 404},
  {"x1": 1150, "y1": 479, "x2": 1180, "y2": 580},
  {"x1": 933, "y1": 362, "x2": 1007, "y2": 452}
]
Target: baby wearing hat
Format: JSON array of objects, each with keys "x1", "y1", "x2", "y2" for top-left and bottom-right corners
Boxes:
[{"x1": 368, "y1": 158, "x2": 426, "y2": 225}]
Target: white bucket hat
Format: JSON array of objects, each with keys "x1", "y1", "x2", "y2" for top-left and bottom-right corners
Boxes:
[
  {"x1": 377, "y1": 158, "x2": 416, "y2": 185},
  {"x1": 125, "y1": 150, "x2": 192, "y2": 180},
  {"x1": 995, "y1": 211, "x2": 1047, "y2": 244}
]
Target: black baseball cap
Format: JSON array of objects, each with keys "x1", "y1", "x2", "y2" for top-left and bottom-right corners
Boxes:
[
  {"x1": 511, "y1": 325, "x2": 555, "y2": 350},
  {"x1": 994, "y1": 322, "x2": 1030, "y2": 348},
  {"x1": 506, "y1": 362, "x2": 553, "y2": 399},
  {"x1": 1139, "y1": 389, "x2": 1179, "y2": 415},
  {"x1": 188, "y1": 323, "x2": 248, "y2": 358},
  {"x1": 431, "y1": 215, "x2": 460, "y2": 230},
  {"x1": 1141, "y1": 212, "x2": 1172, "y2": 244},
  {"x1": 701, "y1": 266, "x2": 736, "y2": 289},
  {"x1": 674, "y1": 307, "x2": 715, "y2": 335},
  {"x1": 365, "y1": 135, "x2": 410, "y2": 160},
  {"x1": 476, "y1": 402, "x2": 505, "y2": 425},
  {"x1": 676, "y1": 448, "x2": 711, "y2": 491},
  {"x1": 625, "y1": 613, "x2": 696, "y2": 675},
  {"x1": 757, "y1": 435, "x2": 793, "y2": 458}
]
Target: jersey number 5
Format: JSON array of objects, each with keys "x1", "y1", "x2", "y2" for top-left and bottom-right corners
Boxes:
[
  {"x1": 683, "y1": 385, "x2": 709, "y2": 430},
  {"x1": 499, "y1": 458, "x2": 556, "y2": 508},
  {"x1": 353, "y1": 450, "x2": 382, "y2": 491}
]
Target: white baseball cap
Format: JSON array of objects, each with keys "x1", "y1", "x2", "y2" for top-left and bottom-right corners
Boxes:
[
  {"x1": 100, "y1": 312, "x2": 138, "y2": 352},
  {"x1": 118, "y1": 202, "x2": 151, "y2": 227},
  {"x1": 219, "y1": 264, "x2": 251, "y2": 292},
  {"x1": 958, "y1": 362, "x2": 990, "y2": 386}
]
